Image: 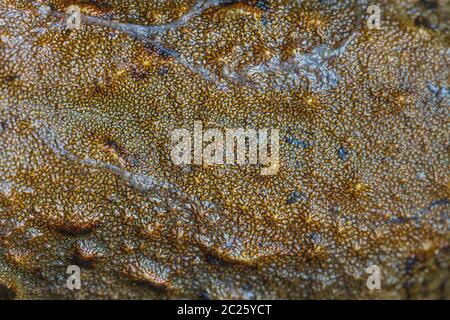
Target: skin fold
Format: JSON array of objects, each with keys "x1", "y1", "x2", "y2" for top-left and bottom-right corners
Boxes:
[{"x1": 0, "y1": 0, "x2": 448, "y2": 299}]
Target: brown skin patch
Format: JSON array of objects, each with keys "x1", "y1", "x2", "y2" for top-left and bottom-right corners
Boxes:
[{"x1": 0, "y1": 0, "x2": 449, "y2": 299}]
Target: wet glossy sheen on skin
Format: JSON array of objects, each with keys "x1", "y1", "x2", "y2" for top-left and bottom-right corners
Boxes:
[{"x1": 0, "y1": 0, "x2": 449, "y2": 299}]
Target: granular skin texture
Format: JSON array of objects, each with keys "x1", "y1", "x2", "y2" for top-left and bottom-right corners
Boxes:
[{"x1": 0, "y1": 0, "x2": 448, "y2": 299}]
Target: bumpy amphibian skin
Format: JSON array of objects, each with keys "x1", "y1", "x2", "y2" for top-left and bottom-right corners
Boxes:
[{"x1": 0, "y1": 0, "x2": 448, "y2": 299}]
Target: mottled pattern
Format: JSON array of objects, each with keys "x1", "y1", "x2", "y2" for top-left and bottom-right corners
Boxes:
[{"x1": 0, "y1": 0, "x2": 449, "y2": 299}]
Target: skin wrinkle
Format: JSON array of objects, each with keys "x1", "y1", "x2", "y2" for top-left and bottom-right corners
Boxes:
[
  {"x1": 48, "y1": 0, "x2": 360, "y2": 90},
  {"x1": 0, "y1": 0, "x2": 449, "y2": 299},
  {"x1": 45, "y1": 0, "x2": 252, "y2": 89}
]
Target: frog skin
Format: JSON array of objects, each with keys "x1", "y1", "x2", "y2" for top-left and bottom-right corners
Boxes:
[{"x1": 0, "y1": 0, "x2": 448, "y2": 299}]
